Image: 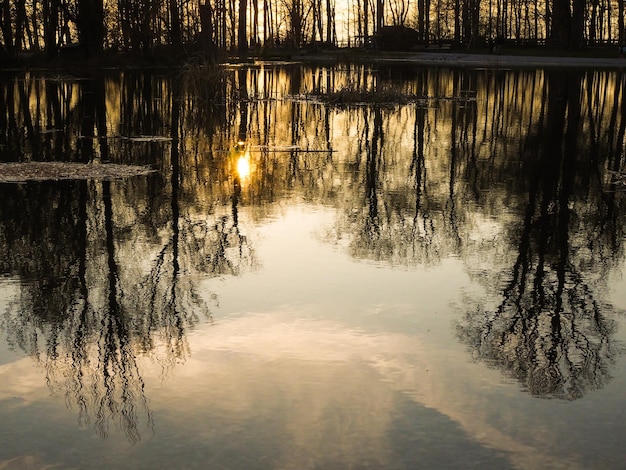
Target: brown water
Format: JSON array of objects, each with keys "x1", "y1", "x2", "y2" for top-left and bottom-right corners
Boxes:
[{"x1": 0, "y1": 64, "x2": 625, "y2": 469}]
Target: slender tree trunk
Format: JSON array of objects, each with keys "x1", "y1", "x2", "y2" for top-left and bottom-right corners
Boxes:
[
  {"x1": 311, "y1": 0, "x2": 317, "y2": 42},
  {"x1": 30, "y1": 0, "x2": 40, "y2": 51},
  {"x1": 455, "y1": 0, "x2": 461, "y2": 44},
  {"x1": 238, "y1": 0, "x2": 247, "y2": 54},
  {"x1": 15, "y1": 0, "x2": 28, "y2": 51},
  {"x1": 570, "y1": 0, "x2": 586, "y2": 49},
  {"x1": 425, "y1": 0, "x2": 430, "y2": 43},
  {"x1": 43, "y1": 0, "x2": 60, "y2": 57},
  {"x1": 544, "y1": 0, "x2": 551, "y2": 39},
  {"x1": 471, "y1": 0, "x2": 479, "y2": 45},
  {"x1": 364, "y1": 0, "x2": 369, "y2": 44},
  {"x1": 199, "y1": 2, "x2": 216, "y2": 56},
  {"x1": 170, "y1": 0, "x2": 182, "y2": 47},
  {"x1": 589, "y1": 2, "x2": 597, "y2": 44},
  {"x1": 619, "y1": 0, "x2": 624, "y2": 44},
  {"x1": 316, "y1": 0, "x2": 323, "y2": 43},
  {"x1": 263, "y1": 0, "x2": 268, "y2": 44},
  {"x1": 141, "y1": 0, "x2": 158, "y2": 55},
  {"x1": 600, "y1": 2, "x2": 613, "y2": 41},
  {"x1": 252, "y1": 0, "x2": 258, "y2": 46},
  {"x1": 326, "y1": 0, "x2": 333, "y2": 43},
  {"x1": 1, "y1": 0, "x2": 14, "y2": 58},
  {"x1": 221, "y1": 0, "x2": 227, "y2": 49},
  {"x1": 417, "y1": 0, "x2": 426, "y2": 41}
]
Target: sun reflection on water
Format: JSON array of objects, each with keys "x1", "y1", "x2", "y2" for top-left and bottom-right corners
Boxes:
[
  {"x1": 237, "y1": 155, "x2": 251, "y2": 179},
  {"x1": 232, "y1": 141, "x2": 251, "y2": 183}
]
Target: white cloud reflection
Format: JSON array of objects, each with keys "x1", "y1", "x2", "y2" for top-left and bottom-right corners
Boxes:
[{"x1": 146, "y1": 311, "x2": 586, "y2": 470}]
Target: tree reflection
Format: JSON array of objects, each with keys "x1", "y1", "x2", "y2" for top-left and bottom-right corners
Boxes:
[
  {"x1": 2, "y1": 64, "x2": 626, "y2": 429},
  {"x1": 313, "y1": 66, "x2": 625, "y2": 399},
  {"x1": 0, "y1": 71, "x2": 257, "y2": 442},
  {"x1": 456, "y1": 71, "x2": 622, "y2": 400},
  {"x1": 331, "y1": 69, "x2": 463, "y2": 267}
]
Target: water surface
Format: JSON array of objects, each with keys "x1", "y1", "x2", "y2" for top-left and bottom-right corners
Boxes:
[{"x1": 1, "y1": 64, "x2": 625, "y2": 469}]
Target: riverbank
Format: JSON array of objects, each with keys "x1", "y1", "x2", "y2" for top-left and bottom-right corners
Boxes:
[
  {"x1": 287, "y1": 50, "x2": 626, "y2": 69},
  {"x1": 3, "y1": 48, "x2": 626, "y2": 72}
]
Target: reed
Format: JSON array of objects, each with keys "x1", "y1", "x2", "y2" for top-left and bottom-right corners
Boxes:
[
  {"x1": 179, "y1": 53, "x2": 229, "y2": 105},
  {"x1": 317, "y1": 86, "x2": 421, "y2": 107}
]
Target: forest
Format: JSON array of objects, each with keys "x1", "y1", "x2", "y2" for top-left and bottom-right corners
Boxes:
[{"x1": 0, "y1": 0, "x2": 624, "y2": 61}]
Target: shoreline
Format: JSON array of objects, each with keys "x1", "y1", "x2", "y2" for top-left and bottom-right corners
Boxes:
[
  {"x1": 2, "y1": 49, "x2": 626, "y2": 72},
  {"x1": 287, "y1": 50, "x2": 626, "y2": 69}
]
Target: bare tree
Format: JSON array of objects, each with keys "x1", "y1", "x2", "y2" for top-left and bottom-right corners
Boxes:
[
  {"x1": 77, "y1": 0, "x2": 104, "y2": 57},
  {"x1": 238, "y1": 0, "x2": 247, "y2": 53}
]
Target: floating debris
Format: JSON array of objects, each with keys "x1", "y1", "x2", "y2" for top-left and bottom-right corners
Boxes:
[
  {"x1": 123, "y1": 135, "x2": 173, "y2": 143},
  {"x1": 78, "y1": 135, "x2": 122, "y2": 140},
  {"x1": 0, "y1": 162, "x2": 155, "y2": 182},
  {"x1": 217, "y1": 145, "x2": 335, "y2": 153}
]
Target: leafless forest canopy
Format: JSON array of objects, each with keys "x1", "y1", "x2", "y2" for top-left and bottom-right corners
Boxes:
[{"x1": 0, "y1": 0, "x2": 624, "y2": 60}]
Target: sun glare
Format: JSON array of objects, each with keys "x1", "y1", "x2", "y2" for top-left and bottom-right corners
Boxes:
[{"x1": 237, "y1": 155, "x2": 251, "y2": 179}]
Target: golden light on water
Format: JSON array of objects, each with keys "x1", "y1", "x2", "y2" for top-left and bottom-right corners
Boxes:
[
  {"x1": 237, "y1": 155, "x2": 251, "y2": 179},
  {"x1": 232, "y1": 141, "x2": 252, "y2": 183}
]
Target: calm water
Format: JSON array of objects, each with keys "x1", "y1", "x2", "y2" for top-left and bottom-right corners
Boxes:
[{"x1": 1, "y1": 64, "x2": 626, "y2": 469}]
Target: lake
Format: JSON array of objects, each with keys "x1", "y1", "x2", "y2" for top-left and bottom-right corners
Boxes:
[{"x1": 1, "y1": 62, "x2": 625, "y2": 469}]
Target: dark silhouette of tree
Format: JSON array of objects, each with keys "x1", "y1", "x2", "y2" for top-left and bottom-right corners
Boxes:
[
  {"x1": 616, "y1": 0, "x2": 626, "y2": 44},
  {"x1": 0, "y1": 0, "x2": 619, "y2": 56},
  {"x1": 169, "y1": 0, "x2": 182, "y2": 48},
  {"x1": 42, "y1": 0, "x2": 60, "y2": 57},
  {"x1": 238, "y1": 0, "x2": 248, "y2": 54},
  {"x1": 549, "y1": 0, "x2": 589, "y2": 48},
  {"x1": 0, "y1": 0, "x2": 15, "y2": 60},
  {"x1": 77, "y1": 0, "x2": 104, "y2": 57}
]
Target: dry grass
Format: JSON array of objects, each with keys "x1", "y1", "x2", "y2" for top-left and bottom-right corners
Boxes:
[
  {"x1": 179, "y1": 54, "x2": 229, "y2": 104},
  {"x1": 314, "y1": 86, "x2": 424, "y2": 107}
]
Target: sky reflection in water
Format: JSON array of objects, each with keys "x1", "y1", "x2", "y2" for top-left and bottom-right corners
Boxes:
[{"x1": 0, "y1": 65, "x2": 626, "y2": 469}]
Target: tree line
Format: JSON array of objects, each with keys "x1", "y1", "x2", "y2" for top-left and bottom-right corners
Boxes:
[{"x1": 0, "y1": 0, "x2": 624, "y2": 61}]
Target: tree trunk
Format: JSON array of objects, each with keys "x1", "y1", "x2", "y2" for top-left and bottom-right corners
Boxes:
[
  {"x1": 311, "y1": 0, "x2": 317, "y2": 42},
  {"x1": 252, "y1": 0, "x2": 258, "y2": 47},
  {"x1": 570, "y1": 0, "x2": 586, "y2": 49},
  {"x1": 425, "y1": 0, "x2": 430, "y2": 43},
  {"x1": 471, "y1": 0, "x2": 479, "y2": 45},
  {"x1": 199, "y1": 2, "x2": 216, "y2": 55},
  {"x1": 364, "y1": 0, "x2": 369, "y2": 45},
  {"x1": 43, "y1": 0, "x2": 60, "y2": 57},
  {"x1": 418, "y1": 0, "x2": 425, "y2": 42},
  {"x1": 238, "y1": 0, "x2": 247, "y2": 54},
  {"x1": 619, "y1": 0, "x2": 625, "y2": 44},
  {"x1": 78, "y1": 0, "x2": 104, "y2": 57},
  {"x1": 169, "y1": 0, "x2": 182, "y2": 48},
  {"x1": 326, "y1": 0, "x2": 334, "y2": 43},
  {"x1": 1, "y1": 0, "x2": 15, "y2": 58},
  {"x1": 455, "y1": 0, "x2": 462, "y2": 44},
  {"x1": 551, "y1": 0, "x2": 571, "y2": 47},
  {"x1": 15, "y1": 0, "x2": 28, "y2": 51}
]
